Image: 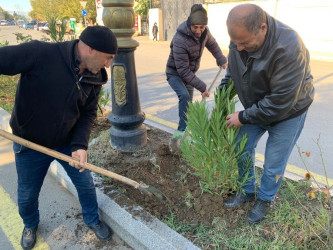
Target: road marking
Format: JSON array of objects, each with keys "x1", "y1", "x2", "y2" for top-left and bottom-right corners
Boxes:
[
  {"x1": 145, "y1": 114, "x2": 333, "y2": 187},
  {"x1": 0, "y1": 186, "x2": 49, "y2": 250},
  {"x1": 145, "y1": 113, "x2": 177, "y2": 130},
  {"x1": 256, "y1": 153, "x2": 333, "y2": 186}
]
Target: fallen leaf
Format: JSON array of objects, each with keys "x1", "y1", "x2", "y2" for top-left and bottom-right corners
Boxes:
[
  {"x1": 275, "y1": 174, "x2": 282, "y2": 183},
  {"x1": 305, "y1": 172, "x2": 311, "y2": 180},
  {"x1": 307, "y1": 188, "x2": 318, "y2": 199},
  {"x1": 320, "y1": 187, "x2": 330, "y2": 202}
]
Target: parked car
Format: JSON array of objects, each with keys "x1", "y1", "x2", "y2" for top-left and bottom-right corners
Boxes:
[
  {"x1": 23, "y1": 23, "x2": 35, "y2": 29},
  {"x1": 17, "y1": 20, "x2": 25, "y2": 28},
  {"x1": 8, "y1": 20, "x2": 15, "y2": 26},
  {"x1": 39, "y1": 22, "x2": 49, "y2": 32},
  {"x1": 0, "y1": 20, "x2": 8, "y2": 26},
  {"x1": 35, "y1": 22, "x2": 47, "y2": 31}
]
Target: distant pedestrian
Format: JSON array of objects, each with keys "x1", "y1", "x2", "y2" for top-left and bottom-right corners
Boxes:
[
  {"x1": 0, "y1": 26, "x2": 118, "y2": 249},
  {"x1": 152, "y1": 22, "x2": 158, "y2": 41},
  {"x1": 166, "y1": 4, "x2": 227, "y2": 145},
  {"x1": 219, "y1": 4, "x2": 315, "y2": 224}
]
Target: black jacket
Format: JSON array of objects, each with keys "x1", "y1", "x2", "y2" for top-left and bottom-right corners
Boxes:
[
  {"x1": 166, "y1": 21, "x2": 227, "y2": 92},
  {"x1": 0, "y1": 40, "x2": 108, "y2": 151},
  {"x1": 220, "y1": 14, "x2": 314, "y2": 126}
]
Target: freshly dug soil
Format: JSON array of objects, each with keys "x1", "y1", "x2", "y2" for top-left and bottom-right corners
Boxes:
[{"x1": 88, "y1": 115, "x2": 254, "y2": 237}]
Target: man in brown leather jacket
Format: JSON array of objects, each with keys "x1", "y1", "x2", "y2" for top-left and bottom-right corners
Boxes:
[{"x1": 219, "y1": 4, "x2": 314, "y2": 224}]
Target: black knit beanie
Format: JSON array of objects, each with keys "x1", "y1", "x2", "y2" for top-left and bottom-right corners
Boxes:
[
  {"x1": 188, "y1": 4, "x2": 208, "y2": 25},
  {"x1": 80, "y1": 26, "x2": 118, "y2": 54}
]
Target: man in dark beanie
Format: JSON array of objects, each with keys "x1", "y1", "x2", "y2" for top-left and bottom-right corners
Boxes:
[
  {"x1": 166, "y1": 4, "x2": 227, "y2": 148},
  {"x1": 0, "y1": 25, "x2": 117, "y2": 249}
]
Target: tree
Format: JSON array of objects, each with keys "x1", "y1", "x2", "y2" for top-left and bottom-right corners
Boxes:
[
  {"x1": 0, "y1": 7, "x2": 14, "y2": 20},
  {"x1": 134, "y1": 0, "x2": 150, "y2": 18},
  {"x1": 29, "y1": 0, "x2": 97, "y2": 22}
]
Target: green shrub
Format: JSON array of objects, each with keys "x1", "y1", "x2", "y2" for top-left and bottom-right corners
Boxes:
[
  {"x1": 98, "y1": 87, "x2": 111, "y2": 113},
  {"x1": 46, "y1": 16, "x2": 67, "y2": 42},
  {"x1": 13, "y1": 33, "x2": 32, "y2": 43},
  {"x1": 180, "y1": 81, "x2": 250, "y2": 195}
]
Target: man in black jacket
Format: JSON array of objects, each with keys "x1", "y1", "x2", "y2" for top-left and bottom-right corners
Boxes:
[
  {"x1": 219, "y1": 4, "x2": 314, "y2": 224},
  {"x1": 0, "y1": 26, "x2": 117, "y2": 249},
  {"x1": 166, "y1": 4, "x2": 227, "y2": 144}
]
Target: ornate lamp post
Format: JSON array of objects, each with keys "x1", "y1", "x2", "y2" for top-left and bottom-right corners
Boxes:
[{"x1": 102, "y1": 0, "x2": 147, "y2": 151}]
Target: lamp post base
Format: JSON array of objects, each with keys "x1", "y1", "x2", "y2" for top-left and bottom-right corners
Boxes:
[{"x1": 109, "y1": 124, "x2": 147, "y2": 151}]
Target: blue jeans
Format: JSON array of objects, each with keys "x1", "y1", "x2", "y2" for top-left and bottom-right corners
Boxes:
[
  {"x1": 236, "y1": 112, "x2": 307, "y2": 201},
  {"x1": 167, "y1": 73, "x2": 194, "y2": 131},
  {"x1": 13, "y1": 143, "x2": 99, "y2": 229}
]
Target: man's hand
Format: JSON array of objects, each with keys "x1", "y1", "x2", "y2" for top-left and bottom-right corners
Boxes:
[
  {"x1": 226, "y1": 112, "x2": 243, "y2": 128},
  {"x1": 201, "y1": 88, "x2": 210, "y2": 97},
  {"x1": 221, "y1": 62, "x2": 228, "y2": 69},
  {"x1": 71, "y1": 149, "x2": 88, "y2": 172}
]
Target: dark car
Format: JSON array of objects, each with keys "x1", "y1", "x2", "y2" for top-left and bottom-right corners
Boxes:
[{"x1": 24, "y1": 23, "x2": 35, "y2": 29}]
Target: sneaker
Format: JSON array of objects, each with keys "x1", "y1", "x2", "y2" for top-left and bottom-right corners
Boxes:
[
  {"x1": 88, "y1": 221, "x2": 112, "y2": 241},
  {"x1": 169, "y1": 130, "x2": 185, "y2": 154},
  {"x1": 248, "y1": 199, "x2": 271, "y2": 224},
  {"x1": 169, "y1": 137, "x2": 181, "y2": 154},
  {"x1": 21, "y1": 226, "x2": 38, "y2": 250},
  {"x1": 172, "y1": 130, "x2": 185, "y2": 139},
  {"x1": 224, "y1": 192, "x2": 255, "y2": 208}
]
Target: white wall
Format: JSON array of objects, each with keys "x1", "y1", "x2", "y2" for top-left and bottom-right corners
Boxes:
[
  {"x1": 206, "y1": 0, "x2": 333, "y2": 61},
  {"x1": 149, "y1": 8, "x2": 161, "y2": 40}
]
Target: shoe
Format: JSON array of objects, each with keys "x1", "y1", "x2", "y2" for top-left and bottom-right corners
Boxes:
[
  {"x1": 21, "y1": 226, "x2": 38, "y2": 250},
  {"x1": 169, "y1": 137, "x2": 181, "y2": 154},
  {"x1": 172, "y1": 130, "x2": 185, "y2": 139},
  {"x1": 88, "y1": 221, "x2": 112, "y2": 241},
  {"x1": 224, "y1": 192, "x2": 255, "y2": 208},
  {"x1": 248, "y1": 199, "x2": 271, "y2": 224},
  {"x1": 169, "y1": 131, "x2": 184, "y2": 154}
]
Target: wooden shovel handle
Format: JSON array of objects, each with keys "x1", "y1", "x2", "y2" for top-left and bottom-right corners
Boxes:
[
  {"x1": 0, "y1": 129, "x2": 140, "y2": 189},
  {"x1": 202, "y1": 67, "x2": 224, "y2": 102}
]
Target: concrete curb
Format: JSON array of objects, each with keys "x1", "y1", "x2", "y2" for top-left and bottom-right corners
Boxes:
[
  {"x1": 0, "y1": 108, "x2": 11, "y2": 133},
  {"x1": 49, "y1": 162, "x2": 199, "y2": 250}
]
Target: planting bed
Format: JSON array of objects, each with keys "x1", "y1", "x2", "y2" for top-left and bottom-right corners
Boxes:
[{"x1": 88, "y1": 115, "x2": 255, "y2": 247}]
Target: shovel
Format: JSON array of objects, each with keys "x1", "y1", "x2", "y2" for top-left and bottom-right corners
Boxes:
[
  {"x1": 201, "y1": 67, "x2": 224, "y2": 102},
  {"x1": 0, "y1": 129, "x2": 169, "y2": 202}
]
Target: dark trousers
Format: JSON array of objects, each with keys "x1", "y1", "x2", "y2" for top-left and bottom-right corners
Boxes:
[
  {"x1": 13, "y1": 142, "x2": 99, "y2": 229},
  {"x1": 167, "y1": 73, "x2": 194, "y2": 131}
]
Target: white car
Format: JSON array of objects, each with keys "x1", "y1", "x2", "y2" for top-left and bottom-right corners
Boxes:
[
  {"x1": 0, "y1": 20, "x2": 8, "y2": 26},
  {"x1": 39, "y1": 23, "x2": 49, "y2": 32}
]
